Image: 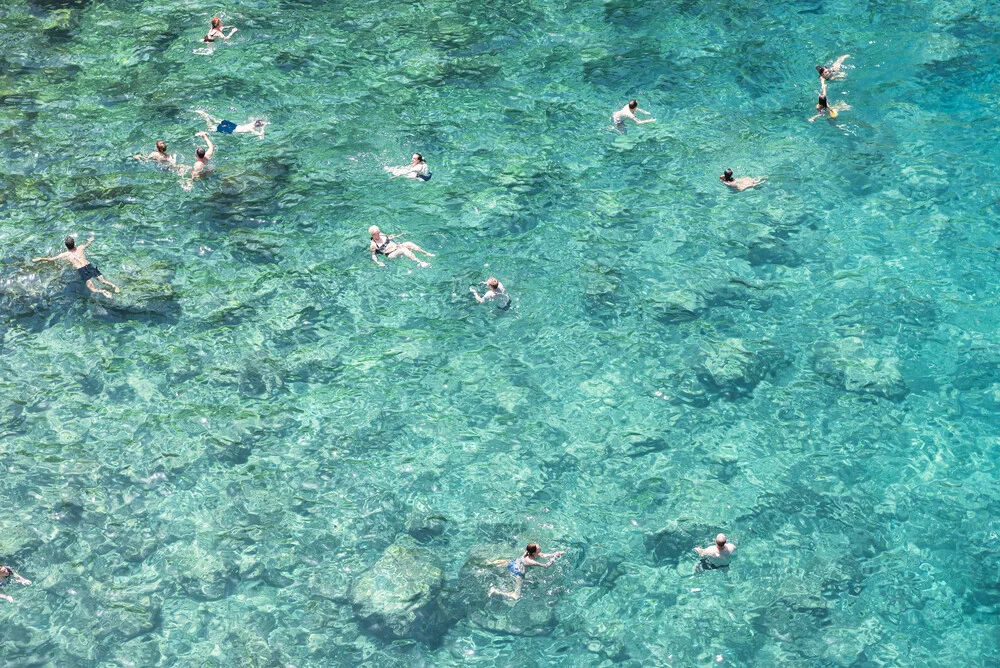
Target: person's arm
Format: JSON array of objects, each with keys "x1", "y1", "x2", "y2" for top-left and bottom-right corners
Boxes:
[
  {"x1": 694, "y1": 546, "x2": 706, "y2": 557},
  {"x1": 470, "y1": 288, "x2": 485, "y2": 303},
  {"x1": 636, "y1": 108, "x2": 652, "y2": 115},
  {"x1": 79, "y1": 235, "x2": 95, "y2": 251},
  {"x1": 202, "y1": 134, "x2": 215, "y2": 159},
  {"x1": 808, "y1": 112, "x2": 822, "y2": 123},
  {"x1": 10, "y1": 571, "x2": 31, "y2": 585},
  {"x1": 636, "y1": 117, "x2": 656, "y2": 124},
  {"x1": 538, "y1": 551, "x2": 564, "y2": 559},
  {"x1": 0, "y1": 593, "x2": 13, "y2": 603},
  {"x1": 32, "y1": 251, "x2": 67, "y2": 262},
  {"x1": 224, "y1": 27, "x2": 238, "y2": 38},
  {"x1": 371, "y1": 244, "x2": 385, "y2": 267}
]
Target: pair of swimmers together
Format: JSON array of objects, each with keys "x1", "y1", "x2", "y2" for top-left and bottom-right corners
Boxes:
[{"x1": 811, "y1": 55, "x2": 852, "y2": 122}]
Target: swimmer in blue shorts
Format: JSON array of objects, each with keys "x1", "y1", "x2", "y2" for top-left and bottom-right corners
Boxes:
[
  {"x1": 195, "y1": 110, "x2": 267, "y2": 138},
  {"x1": 0, "y1": 565, "x2": 31, "y2": 603},
  {"x1": 488, "y1": 543, "x2": 564, "y2": 601},
  {"x1": 33, "y1": 234, "x2": 121, "y2": 298}
]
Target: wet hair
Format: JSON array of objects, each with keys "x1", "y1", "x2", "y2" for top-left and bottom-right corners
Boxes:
[
  {"x1": 211, "y1": 17, "x2": 222, "y2": 29},
  {"x1": 0, "y1": 566, "x2": 10, "y2": 577},
  {"x1": 628, "y1": 100, "x2": 638, "y2": 110},
  {"x1": 722, "y1": 168, "x2": 734, "y2": 182},
  {"x1": 196, "y1": 147, "x2": 207, "y2": 159},
  {"x1": 524, "y1": 543, "x2": 540, "y2": 557},
  {"x1": 254, "y1": 120, "x2": 264, "y2": 128},
  {"x1": 816, "y1": 65, "x2": 826, "y2": 76},
  {"x1": 156, "y1": 140, "x2": 167, "y2": 152},
  {"x1": 413, "y1": 153, "x2": 424, "y2": 163},
  {"x1": 817, "y1": 95, "x2": 829, "y2": 108},
  {"x1": 64, "y1": 236, "x2": 76, "y2": 250},
  {"x1": 487, "y1": 277, "x2": 499, "y2": 289}
]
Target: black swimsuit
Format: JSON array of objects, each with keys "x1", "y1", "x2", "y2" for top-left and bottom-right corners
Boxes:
[
  {"x1": 374, "y1": 237, "x2": 392, "y2": 255},
  {"x1": 77, "y1": 263, "x2": 101, "y2": 282}
]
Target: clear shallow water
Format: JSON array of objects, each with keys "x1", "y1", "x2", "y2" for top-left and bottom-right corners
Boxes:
[{"x1": 1, "y1": 0, "x2": 999, "y2": 664}]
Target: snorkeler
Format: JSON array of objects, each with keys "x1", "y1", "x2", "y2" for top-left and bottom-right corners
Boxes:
[
  {"x1": 204, "y1": 16, "x2": 237, "y2": 42},
  {"x1": 194, "y1": 110, "x2": 266, "y2": 138},
  {"x1": 694, "y1": 533, "x2": 736, "y2": 571},
  {"x1": 32, "y1": 234, "x2": 121, "y2": 298},
  {"x1": 470, "y1": 277, "x2": 506, "y2": 303},
  {"x1": 369, "y1": 225, "x2": 435, "y2": 268},
  {"x1": 134, "y1": 140, "x2": 176, "y2": 165},
  {"x1": 720, "y1": 168, "x2": 767, "y2": 192},
  {"x1": 384, "y1": 153, "x2": 430, "y2": 181},
  {"x1": 0, "y1": 565, "x2": 31, "y2": 603},
  {"x1": 809, "y1": 95, "x2": 850, "y2": 122},
  {"x1": 611, "y1": 99, "x2": 655, "y2": 132},
  {"x1": 488, "y1": 543, "x2": 565, "y2": 601},
  {"x1": 191, "y1": 132, "x2": 215, "y2": 177}
]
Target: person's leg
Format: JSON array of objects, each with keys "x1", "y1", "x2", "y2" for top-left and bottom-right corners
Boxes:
[
  {"x1": 392, "y1": 248, "x2": 430, "y2": 268},
  {"x1": 194, "y1": 110, "x2": 219, "y2": 129},
  {"x1": 400, "y1": 242, "x2": 434, "y2": 257},
  {"x1": 86, "y1": 279, "x2": 112, "y2": 298},
  {"x1": 97, "y1": 276, "x2": 120, "y2": 293}
]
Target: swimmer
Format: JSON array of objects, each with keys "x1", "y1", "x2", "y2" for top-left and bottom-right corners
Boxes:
[
  {"x1": 191, "y1": 132, "x2": 215, "y2": 177},
  {"x1": 194, "y1": 110, "x2": 266, "y2": 138},
  {"x1": 808, "y1": 94, "x2": 850, "y2": 122},
  {"x1": 611, "y1": 99, "x2": 655, "y2": 132},
  {"x1": 720, "y1": 168, "x2": 767, "y2": 192},
  {"x1": 369, "y1": 225, "x2": 434, "y2": 268},
  {"x1": 385, "y1": 153, "x2": 430, "y2": 181},
  {"x1": 488, "y1": 543, "x2": 565, "y2": 601},
  {"x1": 694, "y1": 533, "x2": 736, "y2": 571},
  {"x1": 470, "y1": 277, "x2": 505, "y2": 303},
  {"x1": 133, "y1": 140, "x2": 176, "y2": 165},
  {"x1": 203, "y1": 16, "x2": 237, "y2": 42},
  {"x1": 32, "y1": 234, "x2": 120, "y2": 298},
  {"x1": 0, "y1": 565, "x2": 31, "y2": 603}
]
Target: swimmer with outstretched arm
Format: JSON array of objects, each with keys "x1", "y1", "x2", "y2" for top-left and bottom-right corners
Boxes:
[
  {"x1": 720, "y1": 168, "x2": 767, "y2": 192},
  {"x1": 194, "y1": 110, "x2": 266, "y2": 138},
  {"x1": 0, "y1": 565, "x2": 31, "y2": 603},
  {"x1": 470, "y1": 277, "x2": 505, "y2": 303},
  {"x1": 488, "y1": 543, "x2": 565, "y2": 601},
  {"x1": 369, "y1": 225, "x2": 434, "y2": 268},
  {"x1": 816, "y1": 54, "x2": 850, "y2": 96},
  {"x1": 33, "y1": 234, "x2": 121, "y2": 298},
  {"x1": 611, "y1": 99, "x2": 655, "y2": 131},
  {"x1": 134, "y1": 140, "x2": 176, "y2": 165},
  {"x1": 204, "y1": 16, "x2": 237, "y2": 42},
  {"x1": 385, "y1": 153, "x2": 430, "y2": 181}
]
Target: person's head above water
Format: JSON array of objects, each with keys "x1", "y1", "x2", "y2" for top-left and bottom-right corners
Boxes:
[
  {"x1": 716, "y1": 533, "x2": 727, "y2": 548},
  {"x1": 196, "y1": 146, "x2": 207, "y2": 159},
  {"x1": 486, "y1": 277, "x2": 499, "y2": 289},
  {"x1": 721, "y1": 168, "x2": 734, "y2": 182},
  {"x1": 64, "y1": 236, "x2": 76, "y2": 250},
  {"x1": 156, "y1": 140, "x2": 167, "y2": 153},
  {"x1": 524, "y1": 543, "x2": 540, "y2": 557},
  {"x1": 368, "y1": 225, "x2": 381, "y2": 238},
  {"x1": 816, "y1": 65, "x2": 828, "y2": 77},
  {"x1": 0, "y1": 566, "x2": 10, "y2": 578},
  {"x1": 628, "y1": 100, "x2": 638, "y2": 110},
  {"x1": 211, "y1": 17, "x2": 222, "y2": 29},
  {"x1": 412, "y1": 153, "x2": 424, "y2": 164},
  {"x1": 817, "y1": 95, "x2": 829, "y2": 109},
  {"x1": 254, "y1": 120, "x2": 265, "y2": 128}
]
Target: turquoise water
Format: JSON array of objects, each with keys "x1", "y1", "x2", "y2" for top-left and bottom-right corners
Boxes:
[{"x1": 2, "y1": 0, "x2": 1000, "y2": 664}]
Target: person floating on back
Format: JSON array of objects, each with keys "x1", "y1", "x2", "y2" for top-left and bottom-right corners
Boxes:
[
  {"x1": 134, "y1": 140, "x2": 176, "y2": 165},
  {"x1": 470, "y1": 277, "x2": 509, "y2": 308},
  {"x1": 809, "y1": 94, "x2": 850, "y2": 123},
  {"x1": 611, "y1": 99, "x2": 655, "y2": 132},
  {"x1": 369, "y1": 225, "x2": 434, "y2": 268},
  {"x1": 32, "y1": 234, "x2": 120, "y2": 298},
  {"x1": 488, "y1": 543, "x2": 565, "y2": 601},
  {"x1": 720, "y1": 168, "x2": 767, "y2": 192},
  {"x1": 0, "y1": 565, "x2": 31, "y2": 603},
  {"x1": 194, "y1": 110, "x2": 266, "y2": 138},
  {"x1": 816, "y1": 54, "x2": 850, "y2": 96},
  {"x1": 204, "y1": 16, "x2": 237, "y2": 42},
  {"x1": 191, "y1": 132, "x2": 215, "y2": 177},
  {"x1": 694, "y1": 533, "x2": 736, "y2": 571},
  {"x1": 384, "y1": 153, "x2": 430, "y2": 181}
]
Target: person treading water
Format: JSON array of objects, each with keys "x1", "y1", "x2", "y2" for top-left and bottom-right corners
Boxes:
[
  {"x1": 134, "y1": 140, "x2": 176, "y2": 165},
  {"x1": 191, "y1": 132, "x2": 215, "y2": 178},
  {"x1": 32, "y1": 234, "x2": 121, "y2": 298},
  {"x1": 470, "y1": 277, "x2": 510, "y2": 309},
  {"x1": 720, "y1": 168, "x2": 767, "y2": 192},
  {"x1": 384, "y1": 153, "x2": 430, "y2": 181},
  {"x1": 611, "y1": 99, "x2": 655, "y2": 132},
  {"x1": 203, "y1": 16, "x2": 237, "y2": 42},
  {"x1": 488, "y1": 543, "x2": 565, "y2": 601},
  {"x1": 694, "y1": 533, "x2": 736, "y2": 571},
  {"x1": 194, "y1": 110, "x2": 266, "y2": 138},
  {"x1": 369, "y1": 225, "x2": 434, "y2": 268}
]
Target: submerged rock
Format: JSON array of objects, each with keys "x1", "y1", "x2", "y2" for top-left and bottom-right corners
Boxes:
[
  {"x1": 696, "y1": 338, "x2": 787, "y2": 400},
  {"x1": 812, "y1": 337, "x2": 908, "y2": 400},
  {"x1": 350, "y1": 541, "x2": 448, "y2": 641},
  {"x1": 97, "y1": 261, "x2": 178, "y2": 318},
  {"x1": 645, "y1": 520, "x2": 717, "y2": 568}
]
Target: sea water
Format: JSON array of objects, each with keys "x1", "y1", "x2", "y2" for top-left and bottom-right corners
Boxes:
[{"x1": 1, "y1": 0, "x2": 999, "y2": 664}]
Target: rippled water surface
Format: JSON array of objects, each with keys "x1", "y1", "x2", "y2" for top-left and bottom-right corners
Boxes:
[{"x1": 2, "y1": 0, "x2": 1000, "y2": 664}]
